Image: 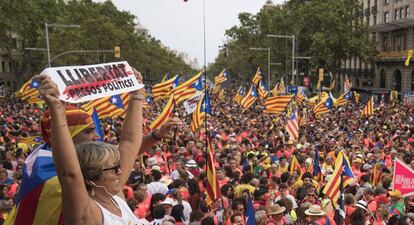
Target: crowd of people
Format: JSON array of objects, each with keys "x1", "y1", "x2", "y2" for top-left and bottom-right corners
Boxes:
[{"x1": 0, "y1": 71, "x2": 414, "y2": 225}]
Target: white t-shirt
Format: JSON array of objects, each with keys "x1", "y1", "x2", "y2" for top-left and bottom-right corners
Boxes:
[
  {"x1": 95, "y1": 195, "x2": 141, "y2": 225},
  {"x1": 147, "y1": 181, "x2": 169, "y2": 195}
]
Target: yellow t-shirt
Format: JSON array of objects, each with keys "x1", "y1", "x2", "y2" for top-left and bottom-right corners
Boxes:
[{"x1": 233, "y1": 184, "x2": 256, "y2": 199}]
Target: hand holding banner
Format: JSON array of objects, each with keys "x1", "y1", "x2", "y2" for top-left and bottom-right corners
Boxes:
[{"x1": 41, "y1": 61, "x2": 144, "y2": 103}]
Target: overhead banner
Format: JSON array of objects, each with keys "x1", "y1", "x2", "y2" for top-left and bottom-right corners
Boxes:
[
  {"x1": 393, "y1": 158, "x2": 414, "y2": 197},
  {"x1": 183, "y1": 91, "x2": 203, "y2": 114},
  {"x1": 41, "y1": 61, "x2": 143, "y2": 103}
]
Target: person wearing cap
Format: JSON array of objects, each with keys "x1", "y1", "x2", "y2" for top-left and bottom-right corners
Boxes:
[
  {"x1": 186, "y1": 160, "x2": 200, "y2": 178},
  {"x1": 352, "y1": 158, "x2": 363, "y2": 181},
  {"x1": 159, "y1": 197, "x2": 174, "y2": 215},
  {"x1": 304, "y1": 204, "x2": 336, "y2": 225},
  {"x1": 268, "y1": 204, "x2": 286, "y2": 225},
  {"x1": 389, "y1": 189, "x2": 405, "y2": 216}
]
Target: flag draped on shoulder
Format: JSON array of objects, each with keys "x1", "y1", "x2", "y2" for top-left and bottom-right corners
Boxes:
[
  {"x1": 190, "y1": 90, "x2": 211, "y2": 132},
  {"x1": 240, "y1": 84, "x2": 258, "y2": 110},
  {"x1": 263, "y1": 95, "x2": 293, "y2": 114},
  {"x1": 82, "y1": 93, "x2": 130, "y2": 119},
  {"x1": 205, "y1": 137, "x2": 221, "y2": 206},
  {"x1": 251, "y1": 67, "x2": 262, "y2": 86},
  {"x1": 149, "y1": 95, "x2": 175, "y2": 130},
  {"x1": 313, "y1": 96, "x2": 334, "y2": 117},
  {"x1": 172, "y1": 71, "x2": 203, "y2": 104},
  {"x1": 285, "y1": 107, "x2": 299, "y2": 140},
  {"x1": 323, "y1": 151, "x2": 356, "y2": 206},
  {"x1": 214, "y1": 69, "x2": 228, "y2": 86},
  {"x1": 258, "y1": 79, "x2": 268, "y2": 99},
  {"x1": 152, "y1": 75, "x2": 179, "y2": 101},
  {"x1": 234, "y1": 86, "x2": 245, "y2": 104},
  {"x1": 5, "y1": 144, "x2": 63, "y2": 225},
  {"x1": 361, "y1": 96, "x2": 374, "y2": 116}
]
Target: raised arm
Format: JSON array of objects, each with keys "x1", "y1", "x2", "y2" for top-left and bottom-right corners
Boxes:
[
  {"x1": 117, "y1": 68, "x2": 144, "y2": 189},
  {"x1": 37, "y1": 75, "x2": 95, "y2": 225}
]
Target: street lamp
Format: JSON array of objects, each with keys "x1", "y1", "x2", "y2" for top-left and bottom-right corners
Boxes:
[
  {"x1": 45, "y1": 23, "x2": 80, "y2": 67},
  {"x1": 249, "y1": 47, "x2": 271, "y2": 86},
  {"x1": 267, "y1": 34, "x2": 295, "y2": 84}
]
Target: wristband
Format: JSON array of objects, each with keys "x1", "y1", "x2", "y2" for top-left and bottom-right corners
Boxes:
[
  {"x1": 151, "y1": 130, "x2": 162, "y2": 141},
  {"x1": 132, "y1": 94, "x2": 145, "y2": 101}
]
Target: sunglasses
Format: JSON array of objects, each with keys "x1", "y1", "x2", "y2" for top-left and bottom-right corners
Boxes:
[{"x1": 103, "y1": 161, "x2": 121, "y2": 174}]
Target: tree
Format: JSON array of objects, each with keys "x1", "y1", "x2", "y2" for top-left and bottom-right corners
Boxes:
[
  {"x1": 0, "y1": 0, "x2": 195, "y2": 88},
  {"x1": 209, "y1": 0, "x2": 376, "y2": 88}
]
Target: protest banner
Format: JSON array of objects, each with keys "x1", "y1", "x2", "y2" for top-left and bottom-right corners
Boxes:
[
  {"x1": 183, "y1": 91, "x2": 203, "y2": 114},
  {"x1": 393, "y1": 158, "x2": 414, "y2": 197},
  {"x1": 41, "y1": 61, "x2": 143, "y2": 103}
]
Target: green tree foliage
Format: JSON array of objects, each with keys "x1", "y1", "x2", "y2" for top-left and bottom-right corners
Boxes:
[
  {"x1": 209, "y1": 0, "x2": 376, "y2": 86},
  {"x1": 0, "y1": 0, "x2": 194, "y2": 86}
]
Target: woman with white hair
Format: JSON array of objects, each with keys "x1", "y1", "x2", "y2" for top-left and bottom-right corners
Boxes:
[{"x1": 37, "y1": 72, "x2": 180, "y2": 225}]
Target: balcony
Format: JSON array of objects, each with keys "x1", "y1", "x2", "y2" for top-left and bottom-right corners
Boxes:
[
  {"x1": 376, "y1": 50, "x2": 409, "y2": 61},
  {"x1": 365, "y1": 8, "x2": 370, "y2": 17},
  {"x1": 371, "y1": 5, "x2": 377, "y2": 15}
]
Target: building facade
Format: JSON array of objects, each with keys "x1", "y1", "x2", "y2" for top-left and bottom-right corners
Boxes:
[{"x1": 342, "y1": 0, "x2": 414, "y2": 94}]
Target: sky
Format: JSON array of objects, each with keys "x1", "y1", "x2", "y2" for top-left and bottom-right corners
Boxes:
[{"x1": 107, "y1": 0, "x2": 284, "y2": 68}]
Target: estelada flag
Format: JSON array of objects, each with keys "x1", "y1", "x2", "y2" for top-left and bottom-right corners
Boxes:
[{"x1": 392, "y1": 158, "x2": 414, "y2": 197}]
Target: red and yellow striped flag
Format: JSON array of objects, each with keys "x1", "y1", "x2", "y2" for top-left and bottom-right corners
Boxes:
[
  {"x1": 263, "y1": 95, "x2": 293, "y2": 114},
  {"x1": 152, "y1": 75, "x2": 179, "y2": 101},
  {"x1": 172, "y1": 71, "x2": 203, "y2": 104},
  {"x1": 206, "y1": 137, "x2": 221, "y2": 206},
  {"x1": 251, "y1": 67, "x2": 262, "y2": 86},
  {"x1": 82, "y1": 93, "x2": 130, "y2": 119},
  {"x1": 323, "y1": 152, "x2": 356, "y2": 206},
  {"x1": 149, "y1": 95, "x2": 175, "y2": 130},
  {"x1": 361, "y1": 96, "x2": 374, "y2": 116},
  {"x1": 240, "y1": 85, "x2": 258, "y2": 110},
  {"x1": 214, "y1": 69, "x2": 228, "y2": 86},
  {"x1": 290, "y1": 155, "x2": 302, "y2": 176}
]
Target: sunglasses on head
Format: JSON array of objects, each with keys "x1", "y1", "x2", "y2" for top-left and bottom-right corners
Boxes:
[{"x1": 103, "y1": 161, "x2": 121, "y2": 174}]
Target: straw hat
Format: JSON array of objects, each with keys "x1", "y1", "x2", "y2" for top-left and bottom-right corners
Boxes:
[
  {"x1": 389, "y1": 189, "x2": 404, "y2": 199},
  {"x1": 268, "y1": 204, "x2": 286, "y2": 215},
  {"x1": 185, "y1": 160, "x2": 197, "y2": 168},
  {"x1": 305, "y1": 205, "x2": 326, "y2": 216},
  {"x1": 356, "y1": 200, "x2": 368, "y2": 211}
]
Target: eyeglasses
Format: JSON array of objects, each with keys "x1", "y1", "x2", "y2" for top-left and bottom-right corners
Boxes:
[
  {"x1": 308, "y1": 194, "x2": 316, "y2": 197},
  {"x1": 103, "y1": 161, "x2": 121, "y2": 174}
]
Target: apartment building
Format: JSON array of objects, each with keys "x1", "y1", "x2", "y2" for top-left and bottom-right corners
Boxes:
[{"x1": 342, "y1": 0, "x2": 414, "y2": 94}]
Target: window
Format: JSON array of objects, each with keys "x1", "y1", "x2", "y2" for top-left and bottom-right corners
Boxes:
[
  {"x1": 395, "y1": 9, "x2": 399, "y2": 20},
  {"x1": 406, "y1": 6, "x2": 410, "y2": 17},
  {"x1": 373, "y1": 15, "x2": 377, "y2": 25},
  {"x1": 393, "y1": 70, "x2": 402, "y2": 92},
  {"x1": 380, "y1": 69, "x2": 386, "y2": 88},
  {"x1": 382, "y1": 35, "x2": 389, "y2": 51},
  {"x1": 384, "y1": 11, "x2": 389, "y2": 23},
  {"x1": 400, "y1": 8, "x2": 404, "y2": 19},
  {"x1": 8, "y1": 62, "x2": 12, "y2": 72},
  {"x1": 384, "y1": 0, "x2": 389, "y2": 5},
  {"x1": 367, "y1": 15, "x2": 370, "y2": 25},
  {"x1": 367, "y1": 0, "x2": 370, "y2": 9},
  {"x1": 1, "y1": 62, "x2": 5, "y2": 73}
]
